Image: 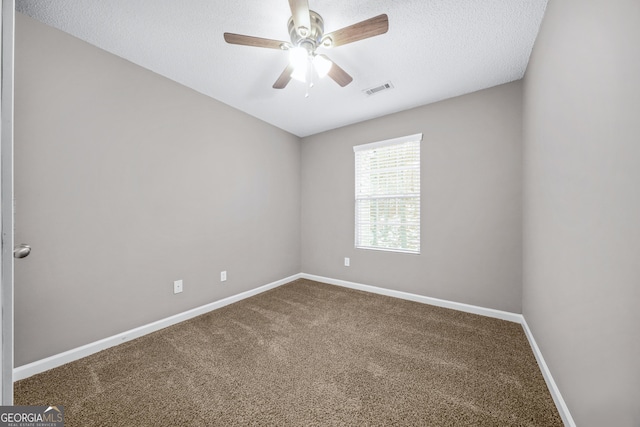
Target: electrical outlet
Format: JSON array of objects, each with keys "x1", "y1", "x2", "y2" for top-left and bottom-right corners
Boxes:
[
  {"x1": 173, "y1": 280, "x2": 183, "y2": 294},
  {"x1": 344, "y1": 257, "x2": 350, "y2": 267},
  {"x1": 221, "y1": 271, "x2": 227, "y2": 282}
]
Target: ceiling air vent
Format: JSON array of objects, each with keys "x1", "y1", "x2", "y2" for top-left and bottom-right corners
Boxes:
[{"x1": 364, "y1": 81, "x2": 394, "y2": 96}]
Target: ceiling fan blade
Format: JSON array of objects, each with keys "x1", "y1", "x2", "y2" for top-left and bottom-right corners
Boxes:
[
  {"x1": 273, "y1": 64, "x2": 295, "y2": 89},
  {"x1": 323, "y1": 14, "x2": 389, "y2": 47},
  {"x1": 224, "y1": 33, "x2": 288, "y2": 50},
  {"x1": 320, "y1": 55, "x2": 353, "y2": 87},
  {"x1": 288, "y1": 0, "x2": 311, "y2": 37}
]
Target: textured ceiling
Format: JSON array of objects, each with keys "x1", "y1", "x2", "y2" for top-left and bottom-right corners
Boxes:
[{"x1": 16, "y1": 0, "x2": 548, "y2": 137}]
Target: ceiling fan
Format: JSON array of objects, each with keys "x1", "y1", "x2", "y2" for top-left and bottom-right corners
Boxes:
[{"x1": 223, "y1": 0, "x2": 389, "y2": 90}]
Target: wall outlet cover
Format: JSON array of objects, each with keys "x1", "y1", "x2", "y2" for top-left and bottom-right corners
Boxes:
[{"x1": 173, "y1": 280, "x2": 183, "y2": 294}]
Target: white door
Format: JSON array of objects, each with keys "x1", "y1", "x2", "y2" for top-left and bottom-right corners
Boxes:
[{"x1": 0, "y1": 0, "x2": 15, "y2": 405}]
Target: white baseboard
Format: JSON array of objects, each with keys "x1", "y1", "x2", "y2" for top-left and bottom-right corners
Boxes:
[
  {"x1": 521, "y1": 317, "x2": 576, "y2": 427},
  {"x1": 14, "y1": 271, "x2": 575, "y2": 426},
  {"x1": 300, "y1": 273, "x2": 523, "y2": 323},
  {"x1": 13, "y1": 273, "x2": 302, "y2": 381}
]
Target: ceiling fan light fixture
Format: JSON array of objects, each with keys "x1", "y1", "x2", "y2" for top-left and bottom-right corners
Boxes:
[
  {"x1": 289, "y1": 46, "x2": 309, "y2": 69},
  {"x1": 313, "y1": 54, "x2": 332, "y2": 78},
  {"x1": 291, "y1": 60, "x2": 308, "y2": 82}
]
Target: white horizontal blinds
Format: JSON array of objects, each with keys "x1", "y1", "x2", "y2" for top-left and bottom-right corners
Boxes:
[{"x1": 354, "y1": 134, "x2": 421, "y2": 253}]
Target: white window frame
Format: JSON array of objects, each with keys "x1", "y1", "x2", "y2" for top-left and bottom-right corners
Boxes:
[{"x1": 353, "y1": 133, "x2": 422, "y2": 254}]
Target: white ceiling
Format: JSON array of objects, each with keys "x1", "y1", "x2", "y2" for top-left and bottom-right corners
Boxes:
[{"x1": 16, "y1": 0, "x2": 548, "y2": 137}]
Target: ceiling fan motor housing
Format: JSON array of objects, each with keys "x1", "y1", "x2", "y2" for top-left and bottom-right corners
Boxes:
[{"x1": 288, "y1": 11, "x2": 325, "y2": 52}]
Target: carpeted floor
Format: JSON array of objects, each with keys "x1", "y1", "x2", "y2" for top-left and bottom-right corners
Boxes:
[{"x1": 15, "y1": 279, "x2": 562, "y2": 426}]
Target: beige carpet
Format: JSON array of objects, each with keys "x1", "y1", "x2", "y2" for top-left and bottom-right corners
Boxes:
[{"x1": 15, "y1": 279, "x2": 562, "y2": 426}]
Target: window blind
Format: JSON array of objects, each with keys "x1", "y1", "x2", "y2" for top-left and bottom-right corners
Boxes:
[{"x1": 353, "y1": 134, "x2": 421, "y2": 254}]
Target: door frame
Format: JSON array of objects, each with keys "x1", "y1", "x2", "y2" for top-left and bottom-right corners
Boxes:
[{"x1": 0, "y1": 0, "x2": 15, "y2": 405}]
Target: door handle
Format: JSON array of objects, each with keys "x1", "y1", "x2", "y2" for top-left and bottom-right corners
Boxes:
[{"x1": 13, "y1": 244, "x2": 31, "y2": 259}]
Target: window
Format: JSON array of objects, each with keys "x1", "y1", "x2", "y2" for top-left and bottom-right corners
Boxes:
[{"x1": 354, "y1": 133, "x2": 421, "y2": 254}]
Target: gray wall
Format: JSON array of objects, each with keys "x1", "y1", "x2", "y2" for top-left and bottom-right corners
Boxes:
[
  {"x1": 14, "y1": 14, "x2": 301, "y2": 367},
  {"x1": 301, "y1": 82, "x2": 523, "y2": 313},
  {"x1": 522, "y1": 0, "x2": 640, "y2": 426}
]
